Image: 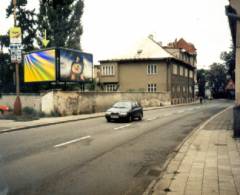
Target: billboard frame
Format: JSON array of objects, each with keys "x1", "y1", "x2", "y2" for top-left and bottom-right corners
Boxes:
[
  {"x1": 58, "y1": 47, "x2": 93, "y2": 83},
  {"x1": 23, "y1": 47, "x2": 58, "y2": 83}
]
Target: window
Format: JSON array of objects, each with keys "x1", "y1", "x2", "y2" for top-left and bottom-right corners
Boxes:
[
  {"x1": 148, "y1": 84, "x2": 157, "y2": 92},
  {"x1": 147, "y1": 64, "x2": 157, "y2": 75},
  {"x1": 189, "y1": 70, "x2": 193, "y2": 78},
  {"x1": 189, "y1": 86, "x2": 192, "y2": 94},
  {"x1": 185, "y1": 68, "x2": 188, "y2": 77},
  {"x1": 179, "y1": 66, "x2": 184, "y2": 76},
  {"x1": 183, "y1": 86, "x2": 186, "y2": 93},
  {"x1": 173, "y1": 64, "x2": 178, "y2": 75},
  {"x1": 101, "y1": 65, "x2": 114, "y2": 76},
  {"x1": 105, "y1": 84, "x2": 117, "y2": 92},
  {"x1": 177, "y1": 86, "x2": 181, "y2": 92}
]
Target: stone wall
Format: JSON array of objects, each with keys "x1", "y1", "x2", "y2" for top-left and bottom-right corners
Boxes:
[
  {"x1": 0, "y1": 94, "x2": 42, "y2": 111},
  {"x1": 0, "y1": 91, "x2": 171, "y2": 116},
  {"x1": 52, "y1": 91, "x2": 171, "y2": 116}
]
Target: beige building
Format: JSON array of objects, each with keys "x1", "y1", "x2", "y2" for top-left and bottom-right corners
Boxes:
[{"x1": 99, "y1": 36, "x2": 197, "y2": 103}]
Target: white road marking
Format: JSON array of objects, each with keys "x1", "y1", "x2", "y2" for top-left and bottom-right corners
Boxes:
[
  {"x1": 177, "y1": 110, "x2": 184, "y2": 113},
  {"x1": 163, "y1": 113, "x2": 172, "y2": 117},
  {"x1": 147, "y1": 117, "x2": 158, "y2": 121},
  {"x1": 54, "y1": 135, "x2": 91, "y2": 148},
  {"x1": 114, "y1": 124, "x2": 131, "y2": 130}
]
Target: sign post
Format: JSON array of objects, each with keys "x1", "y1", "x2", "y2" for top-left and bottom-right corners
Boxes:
[{"x1": 11, "y1": 0, "x2": 22, "y2": 115}]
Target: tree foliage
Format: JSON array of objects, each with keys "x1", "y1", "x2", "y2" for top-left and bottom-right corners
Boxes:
[
  {"x1": 6, "y1": 0, "x2": 37, "y2": 51},
  {"x1": 208, "y1": 63, "x2": 227, "y2": 98},
  {"x1": 38, "y1": 0, "x2": 84, "y2": 50},
  {"x1": 197, "y1": 69, "x2": 208, "y2": 97},
  {"x1": 221, "y1": 47, "x2": 235, "y2": 81}
]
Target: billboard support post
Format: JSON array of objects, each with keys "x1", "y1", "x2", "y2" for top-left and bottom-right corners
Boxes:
[{"x1": 12, "y1": 0, "x2": 22, "y2": 115}]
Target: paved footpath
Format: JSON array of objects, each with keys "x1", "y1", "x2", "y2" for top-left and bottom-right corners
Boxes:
[{"x1": 145, "y1": 107, "x2": 240, "y2": 195}]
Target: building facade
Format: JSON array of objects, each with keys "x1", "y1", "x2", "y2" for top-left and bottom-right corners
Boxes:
[{"x1": 99, "y1": 36, "x2": 197, "y2": 104}]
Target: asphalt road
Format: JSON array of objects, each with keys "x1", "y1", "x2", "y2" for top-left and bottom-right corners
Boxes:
[{"x1": 0, "y1": 100, "x2": 233, "y2": 195}]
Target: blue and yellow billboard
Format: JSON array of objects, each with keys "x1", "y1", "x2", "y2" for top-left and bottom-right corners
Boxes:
[{"x1": 24, "y1": 49, "x2": 56, "y2": 82}]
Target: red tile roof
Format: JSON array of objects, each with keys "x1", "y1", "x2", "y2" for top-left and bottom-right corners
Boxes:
[{"x1": 168, "y1": 38, "x2": 197, "y2": 55}]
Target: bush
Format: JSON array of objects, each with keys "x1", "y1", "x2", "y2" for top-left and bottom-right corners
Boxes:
[{"x1": 22, "y1": 107, "x2": 38, "y2": 116}]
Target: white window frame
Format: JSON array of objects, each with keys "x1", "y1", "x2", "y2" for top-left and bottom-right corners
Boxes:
[
  {"x1": 185, "y1": 68, "x2": 188, "y2": 77},
  {"x1": 147, "y1": 64, "x2": 157, "y2": 75},
  {"x1": 189, "y1": 70, "x2": 193, "y2": 78},
  {"x1": 173, "y1": 64, "x2": 178, "y2": 75},
  {"x1": 105, "y1": 84, "x2": 117, "y2": 92},
  {"x1": 179, "y1": 66, "x2": 184, "y2": 76},
  {"x1": 101, "y1": 65, "x2": 114, "y2": 76},
  {"x1": 148, "y1": 83, "x2": 157, "y2": 92}
]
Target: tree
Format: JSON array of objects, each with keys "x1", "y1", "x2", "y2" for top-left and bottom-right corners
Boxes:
[
  {"x1": 6, "y1": 0, "x2": 37, "y2": 51},
  {"x1": 208, "y1": 63, "x2": 227, "y2": 98},
  {"x1": 38, "y1": 0, "x2": 84, "y2": 50},
  {"x1": 221, "y1": 47, "x2": 235, "y2": 81},
  {"x1": 197, "y1": 69, "x2": 208, "y2": 98},
  {"x1": 0, "y1": 35, "x2": 10, "y2": 51}
]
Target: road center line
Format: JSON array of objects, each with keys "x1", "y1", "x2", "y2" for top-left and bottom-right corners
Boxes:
[
  {"x1": 54, "y1": 135, "x2": 91, "y2": 148},
  {"x1": 114, "y1": 124, "x2": 131, "y2": 130}
]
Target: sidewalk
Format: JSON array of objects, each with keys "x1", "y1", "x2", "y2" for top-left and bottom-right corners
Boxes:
[{"x1": 145, "y1": 107, "x2": 240, "y2": 195}]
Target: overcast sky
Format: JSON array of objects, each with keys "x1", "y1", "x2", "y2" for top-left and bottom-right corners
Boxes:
[{"x1": 0, "y1": 0, "x2": 232, "y2": 68}]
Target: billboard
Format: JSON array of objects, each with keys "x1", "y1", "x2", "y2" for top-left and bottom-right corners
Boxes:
[
  {"x1": 59, "y1": 49, "x2": 93, "y2": 81},
  {"x1": 24, "y1": 49, "x2": 56, "y2": 82}
]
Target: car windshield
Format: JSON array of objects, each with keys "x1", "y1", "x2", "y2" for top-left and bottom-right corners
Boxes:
[{"x1": 113, "y1": 102, "x2": 131, "y2": 108}]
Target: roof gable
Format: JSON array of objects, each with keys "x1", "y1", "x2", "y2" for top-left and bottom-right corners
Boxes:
[{"x1": 101, "y1": 36, "x2": 174, "y2": 62}]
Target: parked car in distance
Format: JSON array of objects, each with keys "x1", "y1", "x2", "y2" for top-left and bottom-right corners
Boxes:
[
  {"x1": 105, "y1": 101, "x2": 143, "y2": 122},
  {"x1": 0, "y1": 105, "x2": 9, "y2": 114}
]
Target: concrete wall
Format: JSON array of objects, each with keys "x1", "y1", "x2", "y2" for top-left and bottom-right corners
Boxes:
[
  {"x1": 52, "y1": 91, "x2": 171, "y2": 116},
  {"x1": 41, "y1": 91, "x2": 54, "y2": 114},
  {"x1": 0, "y1": 91, "x2": 171, "y2": 116},
  {"x1": 0, "y1": 94, "x2": 42, "y2": 111}
]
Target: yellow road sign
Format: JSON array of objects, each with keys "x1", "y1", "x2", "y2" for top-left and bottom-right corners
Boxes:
[
  {"x1": 10, "y1": 27, "x2": 22, "y2": 44},
  {"x1": 42, "y1": 29, "x2": 49, "y2": 47}
]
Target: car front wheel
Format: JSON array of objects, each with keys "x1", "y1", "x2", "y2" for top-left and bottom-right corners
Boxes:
[
  {"x1": 128, "y1": 115, "x2": 132, "y2": 122},
  {"x1": 138, "y1": 112, "x2": 143, "y2": 121}
]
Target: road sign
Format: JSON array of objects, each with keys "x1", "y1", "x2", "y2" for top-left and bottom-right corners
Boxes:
[
  {"x1": 10, "y1": 27, "x2": 22, "y2": 44},
  {"x1": 42, "y1": 30, "x2": 49, "y2": 47},
  {"x1": 10, "y1": 44, "x2": 22, "y2": 63}
]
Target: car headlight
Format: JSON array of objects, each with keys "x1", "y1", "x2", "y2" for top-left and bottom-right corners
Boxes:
[{"x1": 119, "y1": 112, "x2": 128, "y2": 116}]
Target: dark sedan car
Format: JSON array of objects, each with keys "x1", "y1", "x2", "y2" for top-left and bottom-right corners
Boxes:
[{"x1": 105, "y1": 101, "x2": 143, "y2": 122}]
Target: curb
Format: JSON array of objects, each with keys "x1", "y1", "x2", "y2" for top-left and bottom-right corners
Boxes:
[
  {"x1": 143, "y1": 105, "x2": 233, "y2": 195},
  {"x1": 0, "y1": 102, "x2": 200, "y2": 134},
  {"x1": 0, "y1": 114, "x2": 105, "y2": 134}
]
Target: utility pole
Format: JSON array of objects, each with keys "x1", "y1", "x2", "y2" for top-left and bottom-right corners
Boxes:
[{"x1": 12, "y1": 0, "x2": 22, "y2": 115}]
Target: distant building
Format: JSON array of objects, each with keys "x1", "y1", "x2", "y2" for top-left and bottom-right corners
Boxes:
[{"x1": 99, "y1": 36, "x2": 197, "y2": 104}]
